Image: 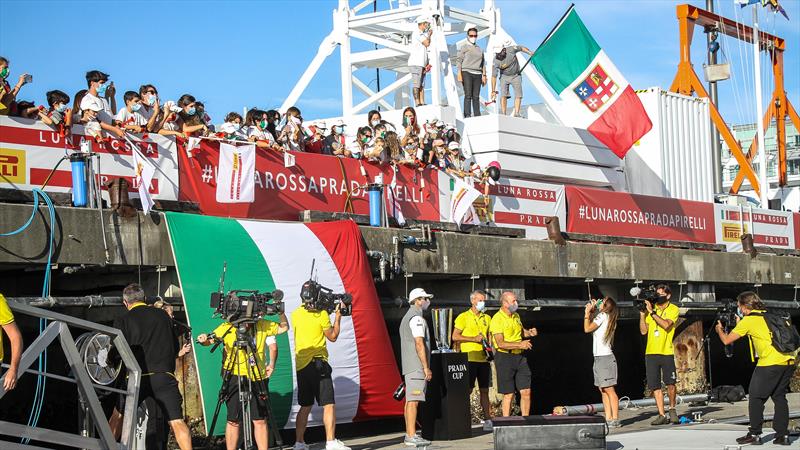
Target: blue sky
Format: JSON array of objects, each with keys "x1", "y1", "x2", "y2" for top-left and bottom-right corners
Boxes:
[{"x1": 0, "y1": 0, "x2": 797, "y2": 127}]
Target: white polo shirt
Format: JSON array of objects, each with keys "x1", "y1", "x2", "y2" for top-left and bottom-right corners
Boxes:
[{"x1": 408, "y1": 29, "x2": 429, "y2": 67}]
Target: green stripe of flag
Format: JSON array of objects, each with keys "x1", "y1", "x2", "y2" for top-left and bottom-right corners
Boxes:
[
  {"x1": 532, "y1": 7, "x2": 601, "y2": 94},
  {"x1": 166, "y1": 212, "x2": 293, "y2": 434}
]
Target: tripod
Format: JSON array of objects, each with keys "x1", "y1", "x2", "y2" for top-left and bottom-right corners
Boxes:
[{"x1": 205, "y1": 320, "x2": 284, "y2": 450}]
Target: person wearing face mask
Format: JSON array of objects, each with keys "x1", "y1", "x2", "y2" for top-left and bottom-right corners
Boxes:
[
  {"x1": 490, "y1": 40, "x2": 533, "y2": 117},
  {"x1": 246, "y1": 109, "x2": 281, "y2": 151},
  {"x1": 114, "y1": 91, "x2": 148, "y2": 134},
  {"x1": 399, "y1": 107, "x2": 421, "y2": 143},
  {"x1": 219, "y1": 112, "x2": 247, "y2": 140},
  {"x1": 323, "y1": 121, "x2": 350, "y2": 157},
  {"x1": 0, "y1": 56, "x2": 31, "y2": 116},
  {"x1": 138, "y1": 84, "x2": 162, "y2": 133},
  {"x1": 456, "y1": 27, "x2": 486, "y2": 117},
  {"x1": 80, "y1": 70, "x2": 125, "y2": 138},
  {"x1": 399, "y1": 288, "x2": 433, "y2": 448},
  {"x1": 367, "y1": 110, "x2": 382, "y2": 132},
  {"x1": 716, "y1": 291, "x2": 796, "y2": 446},
  {"x1": 38, "y1": 90, "x2": 72, "y2": 131},
  {"x1": 280, "y1": 106, "x2": 306, "y2": 152},
  {"x1": 639, "y1": 284, "x2": 680, "y2": 426},
  {"x1": 266, "y1": 109, "x2": 281, "y2": 142},
  {"x1": 490, "y1": 291, "x2": 537, "y2": 417},
  {"x1": 350, "y1": 126, "x2": 373, "y2": 159},
  {"x1": 452, "y1": 290, "x2": 493, "y2": 422},
  {"x1": 583, "y1": 297, "x2": 620, "y2": 428},
  {"x1": 408, "y1": 17, "x2": 433, "y2": 107},
  {"x1": 176, "y1": 94, "x2": 208, "y2": 137}
]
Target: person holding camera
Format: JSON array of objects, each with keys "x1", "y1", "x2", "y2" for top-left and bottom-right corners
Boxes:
[
  {"x1": 716, "y1": 291, "x2": 795, "y2": 446},
  {"x1": 583, "y1": 297, "x2": 620, "y2": 428},
  {"x1": 452, "y1": 289, "x2": 492, "y2": 421},
  {"x1": 399, "y1": 288, "x2": 433, "y2": 447},
  {"x1": 196, "y1": 311, "x2": 289, "y2": 450},
  {"x1": 112, "y1": 283, "x2": 193, "y2": 450},
  {"x1": 639, "y1": 284, "x2": 680, "y2": 425},
  {"x1": 491, "y1": 291, "x2": 537, "y2": 417},
  {"x1": 291, "y1": 293, "x2": 351, "y2": 450}
]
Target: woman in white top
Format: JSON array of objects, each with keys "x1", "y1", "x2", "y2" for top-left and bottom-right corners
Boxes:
[{"x1": 583, "y1": 297, "x2": 620, "y2": 427}]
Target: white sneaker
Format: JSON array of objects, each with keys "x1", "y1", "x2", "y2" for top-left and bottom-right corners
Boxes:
[
  {"x1": 293, "y1": 443, "x2": 309, "y2": 450},
  {"x1": 325, "y1": 439, "x2": 351, "y2": 450}
]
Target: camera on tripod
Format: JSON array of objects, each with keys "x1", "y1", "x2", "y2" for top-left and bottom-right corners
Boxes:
[
  {"x1": 300, "y1": 259, "x2": 353, "y2": 315},
  {"x1": 211, "y1": 289, "x2": 285, "y2": 321},
  {"x1": 630, "y1": 285, "x2": 659, "y2": 312}
]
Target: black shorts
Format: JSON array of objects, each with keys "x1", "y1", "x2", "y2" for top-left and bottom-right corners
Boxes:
[
  {"x1": 139, "y1": 373, "x2": 184, "y2": 421},
  {"x1": 225, "y1": 374, "x2": 269, "y2": 422},
  {"x1": 469, "y1": 361, "x2": 491, "y2": 389},
  {"x1": 297, "y1": 358, "x2": 335, "y2": 407},
  {"x1": 645, "y1": 354, "x2": 677, "y2": 390},
  {"x1": 494, "y1": 351, "x2": 531, "y2": 394}
]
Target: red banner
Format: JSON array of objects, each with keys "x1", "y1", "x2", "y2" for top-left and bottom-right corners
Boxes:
[
  {"x1": 178, "y1": 139, "x2": 441, "y2": 221},
  {"x1": 795, "y1": 213, "x2": 800, "y2": 250},
  {"x1": 565, "y1": 186, "x2": 716, "y2": 243}
]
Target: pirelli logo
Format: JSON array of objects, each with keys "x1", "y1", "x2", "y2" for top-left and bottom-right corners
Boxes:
[
  {"x1": 0, "y1": 148, "x2": 26, "y2": 184},
  {"x1": 722, "y1": 223, "x2": 743, "y2": 242}
]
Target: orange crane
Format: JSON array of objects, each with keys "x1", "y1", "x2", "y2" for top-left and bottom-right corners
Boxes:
[{"x1": 669, "y1": 3, "x2": 799, "y2": 196}]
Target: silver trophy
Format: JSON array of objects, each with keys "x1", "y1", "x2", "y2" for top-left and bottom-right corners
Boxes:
[{"x1": 431, "y1": 308, "x2": 454, "y2": 353}]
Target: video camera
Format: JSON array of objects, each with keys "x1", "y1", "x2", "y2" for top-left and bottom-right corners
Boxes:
[
  {"x1": 210, "y1": 262, "x2": 285, "y2": 321},
  {"x1": 630, "y1": 285, "x2": 660, "y2": 312},
  {"x1": 211, "y1": 289, "x2": 285, "y2": 321},
  {"x1": 300, "y1": 260, "x2": 353, "y2": 315},
  {"x1": 715, "y1": 301, "x2": 738, "y2": 358}
]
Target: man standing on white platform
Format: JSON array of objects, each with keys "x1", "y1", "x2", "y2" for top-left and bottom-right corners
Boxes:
[
  {"x1": 491, "y1": 41, "x2": 533, "y2": 117},
  {"x1": 400, "y1": 288, "x2": 433, "y2": 447},
  {"x1": 408, "y1": 16, "x2": 432, "y2": 107}
]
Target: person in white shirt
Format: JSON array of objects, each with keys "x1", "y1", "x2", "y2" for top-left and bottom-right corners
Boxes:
[
  {"x1": 246, "y1": 109, "x2": 281, "y2": 151},
  {"x1": 80, "y1": 70, "x2": 124, "y2": 138},
  {"x1": 583, "y1": 297, "x2": 620, "y2": 428},
  {"x1": 279, "y1": 106, "x2": 306, "y2": 152},
  {"x1": 408, "y1": 16, "x2": 432, "y2": 106},
  {"x1": 114, "y1": 91, "x2": 148, "y2": 134},
  {"x1": 137, "y1": 84, "x2": 164, "y2": 133}
]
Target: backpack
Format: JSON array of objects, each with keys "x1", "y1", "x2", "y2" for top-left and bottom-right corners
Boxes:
[
  {"x1": 750, "y1": 311, "x2": 800, "y2": 354},
  {"x1": 710, "y1": 385, "x2": 746, "y2": 403}
]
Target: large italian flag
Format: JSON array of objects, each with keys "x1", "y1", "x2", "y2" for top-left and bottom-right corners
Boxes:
[
  {"x1": 165, "y1": 212, "x2": 402, "y2": 435},
  {"x1": 531, "y1": 5, "x2": 652, "y2": 158}
]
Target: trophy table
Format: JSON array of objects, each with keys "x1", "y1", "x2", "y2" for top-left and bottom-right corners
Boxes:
[{"x1": 420, "y1": 308, "x2": 472, "y2": 441}]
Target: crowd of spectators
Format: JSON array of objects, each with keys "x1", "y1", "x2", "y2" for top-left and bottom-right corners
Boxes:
[{"x1": 0, "y1": 56, "x2": 489, "y2": 182}]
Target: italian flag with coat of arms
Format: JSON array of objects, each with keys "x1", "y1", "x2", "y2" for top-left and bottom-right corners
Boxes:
[{"x1": 531, "y1": 5, "x2": 652, "y2": 158}]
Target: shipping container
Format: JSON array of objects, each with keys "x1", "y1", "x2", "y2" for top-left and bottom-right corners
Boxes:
[{"x1": 626, "y1": 87, "x2": 714, "y2": 202}]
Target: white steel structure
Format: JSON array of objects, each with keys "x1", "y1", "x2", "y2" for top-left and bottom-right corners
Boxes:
[{"x1": 280, "y1": 0, "x2": 562, "y2": 121}]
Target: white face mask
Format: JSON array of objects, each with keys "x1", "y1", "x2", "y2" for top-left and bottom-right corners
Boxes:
[
  {"x1": 468, "y1": 37, "x2": 477, "y2": 44},
  {"x1": 291, "y1": 116, "x2": 301, "y2": 125},
  {"x1": 476, "y1": 301, "x2": 486, "y2": 312},
  {"x1": 420, "y1": 299, "x2": 431, "y2": 310},
  {"x1": 371, "y1": 119, "x2": 380, "y2": 127},
  {"x1": 507, "y1": 302, "x2": 518, "y2": 313}
]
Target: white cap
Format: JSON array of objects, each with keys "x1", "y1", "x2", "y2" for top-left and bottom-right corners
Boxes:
[
  {"x1": 312, "y1": 121, "x2": 327, "y2": 129},
  {"x1": 448, "y1": 141, "x2": 460, "y2": 150},
  {"x1": 416, "y1": 15, "x2": 431, "y2": 24},
  {"x1": 408, "y1": 288, "x2": 433, "y2": 303},
  {"x1": 503, "y1": 38, "x2": 513, "y2": 47}
]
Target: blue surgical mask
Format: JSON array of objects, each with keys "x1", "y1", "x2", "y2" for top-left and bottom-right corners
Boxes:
[
  {"x1": 508, "y1": 303, "x2": 518, "y2": 313},
  {"x1": 476, "y1": 301, "x2": 486, "y2": 312},
  {"x1": 371, "y1": 119, "x2": 380, "y2": 127},
  {"x1": 186, "y1": 107, "x2": 196, "y2": 116},
  {"x1": 55, "y1": 104, "x2": 68, "y2": 113},
  {"x1": 96, "y1": 82, "x2": 108, "y2": 97},
  {"x1": 131, "y1": 103, "x2": 142, "y2": 112},
  {"x1": 147, "y1": 95, "x2": 157, "y2": 106},
  {"x1": 736, "y1": 307, "x2": 744, "y2": 319}
]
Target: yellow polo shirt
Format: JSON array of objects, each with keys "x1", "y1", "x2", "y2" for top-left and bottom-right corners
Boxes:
[
  {"x1": 292, "y1": 306, "x2": 331, "y2": 371},
  {"x1": 454, "y1": 309, "x2": 491, "y2": 362},
  {"x1": 645, "y1": 303, "x2": 680, "y2": 355},
  {"x1": 490, "y1": 310, "x2": 523, "y2": 354},
  {"x1": 732, "y1": 311, "x2": 795, "y2": 367},
  {"x1": 0, "y1": 294, "x2": 14, "y2": 360},
  {"x1": 213, "y1": 320, "x2": 279, "y2": 380}
]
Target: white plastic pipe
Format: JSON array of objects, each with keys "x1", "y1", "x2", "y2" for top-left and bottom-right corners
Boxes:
[{"x1": 562, "y1": 393, "x2": 710, "y2": 416}]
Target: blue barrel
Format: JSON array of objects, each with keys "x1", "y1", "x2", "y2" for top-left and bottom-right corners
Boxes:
[
  {"x1": 70, "y1": 154, "x2": 88, "y2": 207},
  {"x1": 367, "y1": 184, "x2": 383, "y2": 227}
]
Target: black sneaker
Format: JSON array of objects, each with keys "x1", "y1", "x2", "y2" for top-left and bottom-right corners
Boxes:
[
  {"x1": 773, "y1": 435, "x2": 790, "y2": 446},
  {"x1": 736, "y1": 433, "x2": 762, "y2": 445},
  {"x1": 650, "y1": 414, "x2": 670, "y2": 426}
]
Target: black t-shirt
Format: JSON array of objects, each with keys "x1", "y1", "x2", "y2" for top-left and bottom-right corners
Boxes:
[{"x1": 113, "y1": 304, "x2": 179, "y2": 374}]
